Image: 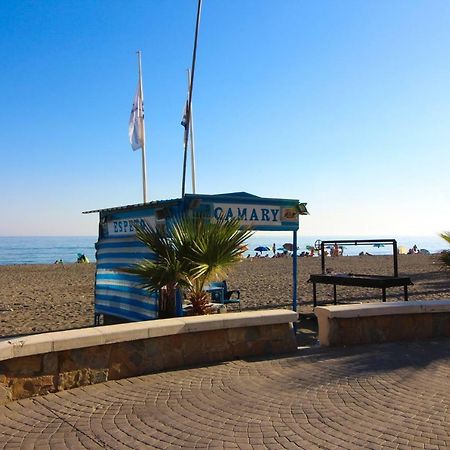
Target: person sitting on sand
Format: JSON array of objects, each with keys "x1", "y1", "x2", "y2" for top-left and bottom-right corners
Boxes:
[{"x1": 77, "y1": 254, "x2": 89, "y2": 264}]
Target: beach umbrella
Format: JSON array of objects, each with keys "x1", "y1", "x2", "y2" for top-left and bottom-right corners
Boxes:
[
  {"x1": 276, "y1": 247, "x2": 285, "y2": 251},
  {"x1": 283, "y1": 243, "x2": 293, "y2": 251},
  {"x1": 254, "y1": 246, "x2": 270, "y2": 252},
  {"x1": 373, "y1": 243, "x2": 385, "y2": 248}
]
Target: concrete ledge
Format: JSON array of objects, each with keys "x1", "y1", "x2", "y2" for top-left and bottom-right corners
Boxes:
[
  {"x1": 315, "y1": 300, "x2": 450, "y2": 346},
  {"x1": 0, "y1": 310, "x2": 296, "y2": 361},
  {"x1": 0, "y1": 310, "x2": 298, "y2": 404}
]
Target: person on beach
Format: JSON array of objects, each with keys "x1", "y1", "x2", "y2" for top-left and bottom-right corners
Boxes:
[
  {"x1": 333, "y1": 243, "x2": 339, "y2": 257},
  {"x1": 77, "y1": 254, "x2": 89, "y2": 263}
]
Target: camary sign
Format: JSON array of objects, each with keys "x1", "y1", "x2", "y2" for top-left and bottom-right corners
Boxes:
[{"x1": 212, "y1": 203, "x2": 298, "y2": 227}]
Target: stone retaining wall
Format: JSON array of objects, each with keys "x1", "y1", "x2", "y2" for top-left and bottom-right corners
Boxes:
[
  {"x1": 0, "y1": 310, "x2": 297, "y2": 404},
  {"x1": 315, "y1": 300, "x2": 450, "y2": 346}
]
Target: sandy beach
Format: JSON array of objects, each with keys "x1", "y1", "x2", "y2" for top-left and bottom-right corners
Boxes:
[{"x1": 0, "y1": 254, "x2": 449, "y2": 337}]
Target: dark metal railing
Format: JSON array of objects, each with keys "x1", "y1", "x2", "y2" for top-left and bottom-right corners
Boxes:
[{"x1": 316, "y1": 239, "x2": 399, "y2": 277}]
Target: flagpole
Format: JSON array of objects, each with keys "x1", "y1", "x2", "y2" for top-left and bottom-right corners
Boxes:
[
  {"x1": 137, "y1": 50, "x2": 148, "y2": 203},
  {"x1": 182, "y1": 0, "x2": 202, "y2": 197},
  {"x1": 187, "y1": 69, "x2": 197, "y2": 194}
]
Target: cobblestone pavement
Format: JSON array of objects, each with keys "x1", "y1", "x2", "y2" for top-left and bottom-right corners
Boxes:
[{"x1": 0, "y1": 339, "x2": 449, "y2": 450}]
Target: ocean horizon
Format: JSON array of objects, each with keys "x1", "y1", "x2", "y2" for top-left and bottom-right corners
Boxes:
[{"x1": 0, "y1": 234, "x2": 447, "y2": 265}]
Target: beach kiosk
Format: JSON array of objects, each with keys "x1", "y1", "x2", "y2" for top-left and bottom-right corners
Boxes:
[{"x1": 84, "y1": 192, "x2": 308, "y2": 324}]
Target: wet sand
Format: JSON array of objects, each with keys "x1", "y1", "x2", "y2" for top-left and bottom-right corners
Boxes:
[{"x1": 0, "y1": 254, "x2": 449, "y2": 337}]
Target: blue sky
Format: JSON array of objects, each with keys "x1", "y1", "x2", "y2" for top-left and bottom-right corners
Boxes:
[{"x1": 0, "y1": 0, "x2": 449, "y2": 236}]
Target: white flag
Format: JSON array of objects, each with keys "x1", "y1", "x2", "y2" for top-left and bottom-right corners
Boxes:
[{"x1": 128, "y1": 81, "x2": 145, "y2": 151}]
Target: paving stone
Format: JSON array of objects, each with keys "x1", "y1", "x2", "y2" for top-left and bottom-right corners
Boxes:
[{"x1": 0, "y1": 339, "x2": 449, "y2": 449}]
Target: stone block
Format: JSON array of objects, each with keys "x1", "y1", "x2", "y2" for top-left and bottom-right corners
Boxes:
[
  {"x1": 0, "y1": 374, "x2": 10, "y2": 405},
  {"x1": 0, "y1": 382, "x2": 10, "y2": 404},
  {"x1": 58, "y1": 368, "x2": 108, "y2": 391},
  {"x1": 11, "y1": 375, "x2": 57, "y2": 400},
  {"x1": 229, "y1": 341, "x2": 251, "y2": 358},
  {"x1": 109, "y1": 340, "x2": 149, "y2": 380},
  {"x1": 181, "y1": 332, "x2": 211, "y2": 366},
  {"x1": 198, "y1": 329, "x2": 229, "y2": 352},
  {"x1": 227, "y1": 326, "x2": 247, "y2": 344},
  {"x1": 205, "y1": 349, "x2": 233, "y2": 364},
  {"x1": 270, "y1": 338, "x2": 297, "y2": 354},
  {"x1": 268, "y1": 323, "x2": 294, "y2": 340},
  {"x1": 160, "y1": 345, "x2": 184, "y2": 370},
  {"x1": 59, "y1": 345, "x2": 111, "y2": 372},
  {"x1": 432, "y1": 314, "x2": 450, "y2": 336},
  {"x1": 42, "y1": 353, "x2": 58, "y2": 374},
  {"x1": 2, "y1": 354, "x2": 43, "y2": 376},
  {"x1": 247, "y1": 339, "x2": 271, "y2": 356}
]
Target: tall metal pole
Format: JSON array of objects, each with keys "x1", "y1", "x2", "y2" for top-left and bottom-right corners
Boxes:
[
  {"x1": 182, "y1": 0, "x2": 202, "y2": 197},
  {"x1": 187, "y1": 69, "x2": 197, "y2": 194},
  {"x1": 137, "y1": 50, "x2": 148, "y2": 203},
  {"x1": 292, "y1": 230, "x2": 298, "y2": 313}
]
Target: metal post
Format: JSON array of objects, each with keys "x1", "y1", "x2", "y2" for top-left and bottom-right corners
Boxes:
[
  {"x1": 393, "y1": 239, "x2": 398, "y2": 277},
  {"x1": 182, "y1": 0, "x2": 202, "y2": 197},
  {"x1": 175, "y1": 289, "x2": 183, "y2": 317},
  {"x1": 292, "y1": 230, "x2": 298, "y2": 313},
  {"x1": 187, "y1": 69, "x2": 197, "y2": 194},
  {"x1": 137, "y1": 50, "x2": 147, "y2": 203},
  {"x1": 321, "y1": 242, "x2": 325, "y2": 274}
]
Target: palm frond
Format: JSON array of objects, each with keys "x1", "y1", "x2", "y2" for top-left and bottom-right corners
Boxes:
[
  {"x1": 439, "y1": 232, "x2": 450, "y2": 268},
  {"x1": 440, "y1": 232, "x2": 450, "y2": 245},
  {"x1": 122, "y1": 213, "x2": 254, "y2": 315}
]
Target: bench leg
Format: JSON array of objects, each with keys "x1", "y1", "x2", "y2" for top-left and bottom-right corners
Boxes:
[
  {"x1": 313, "y1": 283, "x2": 317, "y2": 308},
  {"x1": 333, "y1": 284, "x2": 337, "y2": 305},
  {"x1": 404, "y1": 285, "x2": 408, "y2": 301},
  {"x1": 382, "y1": 288, "x2": 386, "y2": 302}
]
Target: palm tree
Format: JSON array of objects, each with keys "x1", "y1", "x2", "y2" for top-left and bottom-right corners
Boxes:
[
  {"x1": 439, "y1": 232, "x2": 450, "y2": 268},
  {"x1": 124, "y1": 214, "x2": 253, "y2": 316}
]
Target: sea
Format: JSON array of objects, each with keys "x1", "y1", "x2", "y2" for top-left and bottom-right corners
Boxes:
[{"x1": 0, "y1": 235, "x2": 447, "y2": 265}]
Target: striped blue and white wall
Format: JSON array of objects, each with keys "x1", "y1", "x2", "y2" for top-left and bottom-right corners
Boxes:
[{"x1": 95, "y1": 237, "x2": 158, "y2": 321}]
